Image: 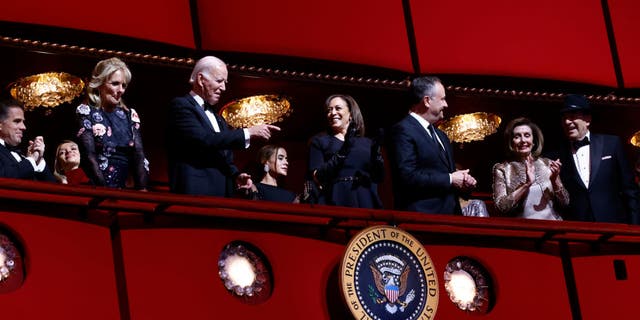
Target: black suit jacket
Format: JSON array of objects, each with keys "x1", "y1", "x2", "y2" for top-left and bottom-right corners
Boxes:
[
  {"x1": 166, "y1": 94, "x2": 245, "y2": 197},
  {"x1": 0, "y1": 144, "x2": 56, "y2": 182},
  {"x1": 389, "y1": 115, "x2": 461, "y2": 214},
  {"x1": 555, "y1": 134, "x2": 639, "y2": 224}
]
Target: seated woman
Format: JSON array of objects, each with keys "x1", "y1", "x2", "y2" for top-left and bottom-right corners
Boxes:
[
  {"x1": 492, "y1": 117, "x2": 568, "y2": 220},
  {"x1": 54, "y1": 140, "x2": 89, "y2": 185},
  {"x1": 247, "y1": 144, "x2": 298, "y2": 203}
]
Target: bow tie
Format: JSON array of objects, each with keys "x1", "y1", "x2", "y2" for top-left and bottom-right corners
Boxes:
[
  {"x1": 572, "y1": 137, "x2": 590, "y2": 149},
  {"x1": 4, "y1": 144, "x2": 21, "y2": 153},
  {"x1": 203, "y1": 102, "x2": 216, "y2": 112}
]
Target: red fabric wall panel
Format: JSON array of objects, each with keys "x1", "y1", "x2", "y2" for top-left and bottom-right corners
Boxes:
[
  {"x1": 0, "y1": 0, "x2": 195, "y2": 48},
  {"x1": 0, "y1": 202, "x2": 637, "y2": 319},
  {"x1": 572, "y1": 255, "x2": 640, "y2": 320},
  {"x1": 0, "y1": 211, "x2": 119, "y2": 319},
  {"x1": 411, "y1": 0, "x2": 617, "y2": 86},
  {"x1": 197, "y1": 0, "x2": 413, "y2": 72},
  {"x1": 121, "y1": 228, "x2": 574, "y2": 319},
  {"x1": 121, "y1": 228, "x2": 345, "y2": 319},
  {"x1": 608, "y1": 0, "x2": 640, "y2": 88},
  {"x1": 427, "y1": 245, "x2": 572, "y2": 319}
]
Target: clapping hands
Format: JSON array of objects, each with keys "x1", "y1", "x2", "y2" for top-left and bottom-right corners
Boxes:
[
  {"x1": 548, "y1": 158, "x2": 562, "y2": 182},
  {"x1": 26, "y1": 136, "x2": 45, "y2": 164},
  {"x1": 526, "y1": 155, "x2": 536, "y2": 185}
]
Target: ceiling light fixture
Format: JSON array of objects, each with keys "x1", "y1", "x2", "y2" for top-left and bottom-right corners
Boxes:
[
  {"x1": 9, "y1": 72, "x2": 84, "y2": 112},
  {"x1": 630, "y1": 130, "x2": 640, "y2": 147},
  {"x1": 220, "y1": 94, "x2": 292, "y2": 128},
  {"x1": 438, "y1": 112, "x2": 501, "y2": 144}
]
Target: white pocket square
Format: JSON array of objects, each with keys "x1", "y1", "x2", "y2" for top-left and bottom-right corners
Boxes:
[{"x1": 601, "y1": 155, "x2": 612, "y2": 160}]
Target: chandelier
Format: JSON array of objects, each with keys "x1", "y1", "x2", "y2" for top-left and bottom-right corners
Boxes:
[
  {"x1": 220, "y1": 94, "x2": 292, "y2": 128},
  {"x1": 9, "y1": 72, "x2": 84, "y2": 111},
  {"x1": 630, "y1": 130, "x2": 640, "y2": 147},
  {"x1": 438, "y1": 112, "x2": 502, "y2": 144}
]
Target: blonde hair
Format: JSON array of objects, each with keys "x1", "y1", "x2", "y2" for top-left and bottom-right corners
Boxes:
[
  {"x1": 53, "y1": 140, "x2": 80, "y2": 184},
  {"x1": 87, "y1": 57, "x2": 132, "y2": 110}
]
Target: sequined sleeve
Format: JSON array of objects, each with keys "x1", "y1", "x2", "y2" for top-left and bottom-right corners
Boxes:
[
  {"x1": 554, "y1": 182, "x2": 570, "y2": 207},
  {"x1": 492, "y1": 162, "x2": 521, "y2": 215},
  {"x1": 547, "y1": 163, "x2": 570, "y2": 208}
]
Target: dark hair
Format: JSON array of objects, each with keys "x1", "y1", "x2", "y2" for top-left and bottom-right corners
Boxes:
[
  {"x1": 504, "y1": 117, "x2": 544, "y2": 158},
  {"x1": 324, "y1": 94, "x2": 365, "y2": 136},
  {"x1": 0, "y1": 99, "x2": 23, "y2": 121},
  {"x1": 255, "y1": 144, "x2": 287, "y2": 181},
  {"x1": 409, "y1": 76, "x2": 442, "y2": 105}
]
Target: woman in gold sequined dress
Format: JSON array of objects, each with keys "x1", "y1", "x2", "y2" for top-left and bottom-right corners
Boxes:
[{"x1": 492, "y1": 117, "x2": 568, "y2": 220}]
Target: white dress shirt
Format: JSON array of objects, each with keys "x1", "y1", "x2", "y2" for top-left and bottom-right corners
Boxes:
[
  {"x1": 572, "y1": 132, "x2": 591, "y2": 187},
  {"x1": 0, "y1": 138, "x2": 46, "y2": 172},
  {"x1": 190, "y1": 92, "x2": 250, "y2": 148},
  {"x1": 409, "y1": 112, "x2": 452, "y2": 184},
  {"x1": 409, "y1": 112, "x2": 445, "y2": 150}
]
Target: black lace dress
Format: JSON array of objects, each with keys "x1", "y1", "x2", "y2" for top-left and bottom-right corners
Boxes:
[{"x1": 76, "y1": 104, "x2": 149, "y2": 189}]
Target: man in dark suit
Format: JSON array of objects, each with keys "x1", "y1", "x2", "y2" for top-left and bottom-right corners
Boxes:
[
  {"x1": 389, "y1": 76, "x2": 476, "y2": 214},
  {"x1": 166, "y1": 56, "x2": 280, "y2": 197},
  {"x1": 0, "y1": 99, "x2": 55, "y2": 181},
  {"x1": 555, "y1": 94, "x2": 639, "y2": 224}
]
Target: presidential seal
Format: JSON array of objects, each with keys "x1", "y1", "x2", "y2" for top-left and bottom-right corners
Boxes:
[{"x1": 340, "y1": 225, "x2": 439, "y2": 320}]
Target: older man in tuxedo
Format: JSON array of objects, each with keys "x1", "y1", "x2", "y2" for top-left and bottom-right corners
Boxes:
[
  {"x1": 0, "y1": 99, "x2": 55, "y2": 181},
  {"x1": 166, "y1": 56, "x2": 280, "y2": 197},
  {"x1": 555, "y1": 94, "x2": 639, "y2": 224},
  {"x1": 389, "y1": 76, "x2": 476, "y2": 214}
]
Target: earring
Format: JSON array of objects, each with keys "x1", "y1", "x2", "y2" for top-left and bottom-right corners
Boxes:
[{"x1": 263, "y1": 163, "x2": 270, "y2": 173}]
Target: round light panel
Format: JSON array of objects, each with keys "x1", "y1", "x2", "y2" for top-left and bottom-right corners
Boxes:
[
  {"x1": 443, "y1": 256, "x2": 493, "y2": 313},
  {"x1": 218, "y1": 241, "x2": 272, "y2": 304}
]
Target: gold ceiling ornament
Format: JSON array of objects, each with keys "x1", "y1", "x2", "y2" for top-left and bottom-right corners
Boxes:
[
  {"x1": 9, "y1": 72, "x2": 85, "y2": 111},
  {"x1": 220, "y1": 94, "x2": 292, "y2": 128},
  {"x1": 438, "y1": 112, "x2": 502, "y2": 144},
  {"x1": 630, "y1": 130, "x2": 640, "y2": 147}
]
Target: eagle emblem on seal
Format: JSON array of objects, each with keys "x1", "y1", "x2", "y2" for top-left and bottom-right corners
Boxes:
[{"x1": 369, "y1": 254, "x2": 416, "y2": 314}]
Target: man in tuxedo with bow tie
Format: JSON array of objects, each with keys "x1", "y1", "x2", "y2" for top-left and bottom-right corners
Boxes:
[
  {"x1": 166, "y1": 56, "x2": 280, "y2": 197},
  {"x1": 556, "y1": 94, "x2": 639, "y2": 224},
  {"x1": 388, "y1": 76, "x2": 476, "y2": 214},
  {"x1": 0, "y1": 99, "x2": 55, "y2": 181}
]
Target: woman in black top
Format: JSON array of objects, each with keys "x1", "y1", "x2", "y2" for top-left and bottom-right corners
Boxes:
[
  {"x1": 248, "y1": 144, "x2": 297, "y2": 203},
  {"x1": 307, "y1": 94, "x2": 384, "y2": 208}
]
